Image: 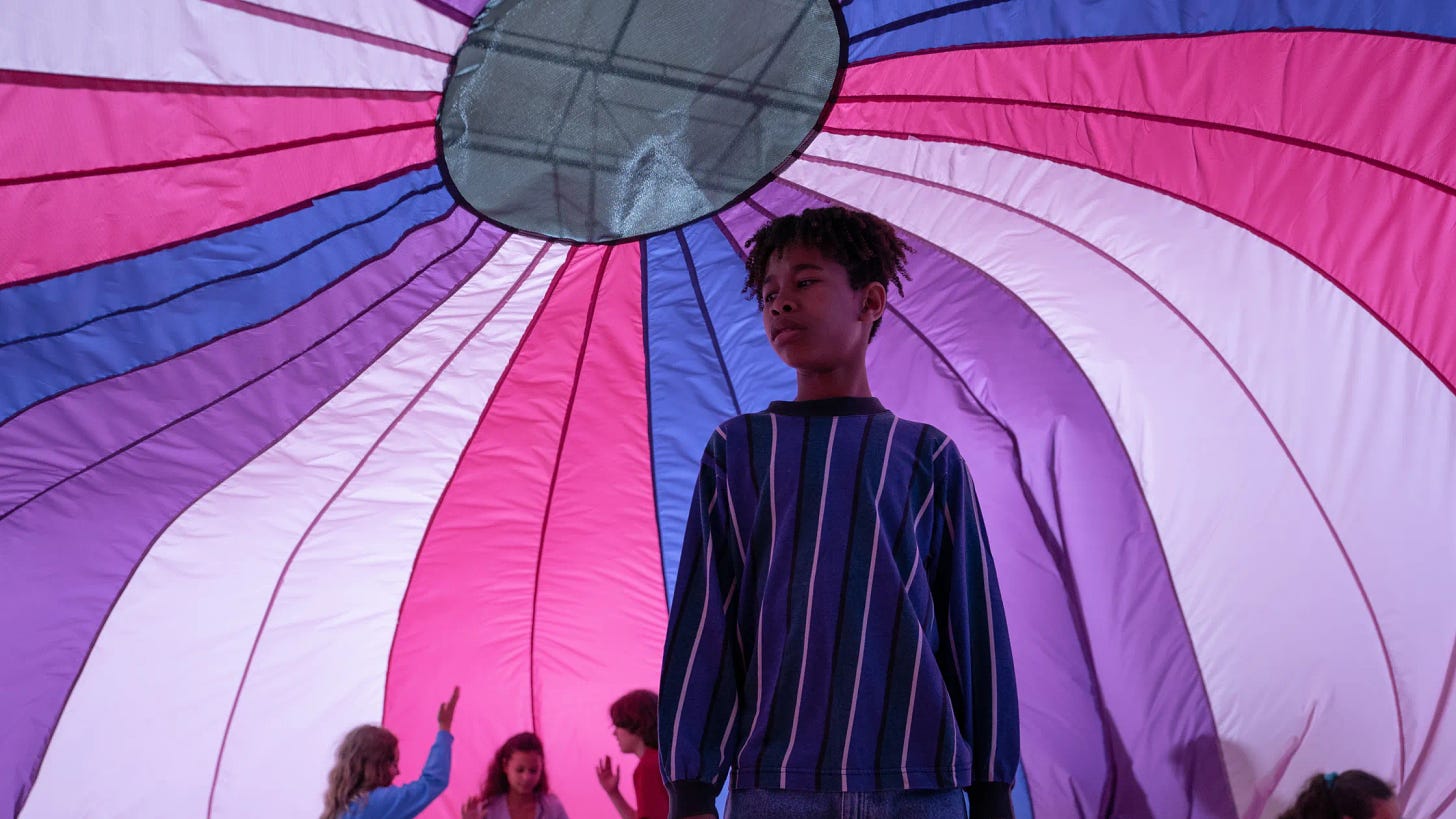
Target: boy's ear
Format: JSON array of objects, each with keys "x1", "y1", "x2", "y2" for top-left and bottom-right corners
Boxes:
[{"x1": 860, "y1": 281, "x2": 887, "y2": 322}]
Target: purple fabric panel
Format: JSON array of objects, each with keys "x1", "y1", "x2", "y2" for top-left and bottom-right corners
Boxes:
[
  {"x1": 430, "y1": 0, "x2": 485, "y2": 20},
  {"x1": 870, "y1": 312, "x2": 1108, "y2": 813},
  {"x1": 0, "y1": 210, "x2": 497, "y2": 518},
  {"x1": 0, "y1": 213, "x2": 500, "y2": 813},
  {"x1": 748, "y1": 181, "x2": 1233, "y2": 818}
]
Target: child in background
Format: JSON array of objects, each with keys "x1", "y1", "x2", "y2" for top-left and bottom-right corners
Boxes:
[
  {"x1": 462, "y1": 732, "x2": 569, "y2": 819},
  {"x1": 322, "y1": 686, "x2": 460, "y2": 819},
  {"x1": 596, "y1": 689, "x2": 670, "y2": 819},
  {"x1": 1277, "y1": 771, "x2": 1400, "y2": 819},
  {"x1": 658, "y1": 207, "x2": 1020, "y2": 819}
]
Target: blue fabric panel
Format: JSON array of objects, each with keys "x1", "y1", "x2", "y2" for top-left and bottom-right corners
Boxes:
[
  {"x1": 643, "y1": 219, "x2": 794, "y2": 606},
  {"x1": 0, "y1": 167, "x2": 441, "y2": 345},
  {"x1": 846, "y1": 0, "x2": 1456, "y2": 63},
  {"x1": 0, "y1": 180, "x2": 453, "y2": 422},
  {"x1": 643, "y1": 229, "x2": 740, "y2": 607},
  {"x1": 1014, "y1": 763, "x2": 1034, "y2": 819},
  {"x1": 677, "y1": 219, "x2": 794, "y2": 416}
]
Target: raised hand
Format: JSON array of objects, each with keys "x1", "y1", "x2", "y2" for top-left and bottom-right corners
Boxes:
[
  {"x1": 438, "y1": 686, "x2": 461, "y2": 732},
  {"x1": 460, "y1": 794, "x2": 486, "y2": 819},
  {"x1": 595, "y1": 754, "x2": 621, "y2": 793}
]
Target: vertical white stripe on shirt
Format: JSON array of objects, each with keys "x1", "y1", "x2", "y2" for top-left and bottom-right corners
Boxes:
[
  {"x1": 941, "y1": 493, "x2": 964, "y2": 776},
  {"x1": 902, "y1": 541, "x2": 924, "y2": 595},
  {"x1": 914, "y1": 490, "x2": 935, "y2": 533},
  {"x1": 717, "y1": 699, "x2": 740, "y2": 772},
  {"x1": 949, "y1": 689, "x2": 959, "y2": 777},
  {"x1": 745, "y1": 414, "x2": 779, "y2": 756},
  {"x1": 932, "y1": 437, "x2": 951, "y2": 460},
  {"x1": 669, "y1": 485, "x2": 720, "y2": 780},
  {"x1": 906, "y1": 491, "x2": 935, "y2": 592},
  {"x1": 941, "y1": 498, "x2": 961, "y2": 678},
  {"x1": 782, "y1": 417, "x2": 838, "y2": 785},
  {"x1": 716, "y1": 427, "x2": 745, "y2": 564},
  {"x1": 900, "y1": 637, "x2": 925, "y2": 788},
  {"x1": 842, "y1": 416, "x2": 897, "y2": 789},
  {"x1": 724, "y1": 470, "x2": 747, "y2": 565}
]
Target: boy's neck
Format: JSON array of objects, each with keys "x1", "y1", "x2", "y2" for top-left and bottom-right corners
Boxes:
[{"x1": 794, "y1": 363, "x2": 872, "y2": 402}]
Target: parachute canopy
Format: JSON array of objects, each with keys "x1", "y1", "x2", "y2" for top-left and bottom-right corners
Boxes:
[{"x1": 2, "y1": 1, "x2": 1453, "y2": 818}]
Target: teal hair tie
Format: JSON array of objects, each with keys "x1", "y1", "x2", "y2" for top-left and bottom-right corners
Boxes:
[{"x1": 1324, "y1": 772, "x2": 1340, "y2": 787}]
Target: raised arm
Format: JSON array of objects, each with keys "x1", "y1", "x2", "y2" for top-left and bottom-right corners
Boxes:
[{"x1": 363, "y1": 688, "x2": 459, "y2": 818}]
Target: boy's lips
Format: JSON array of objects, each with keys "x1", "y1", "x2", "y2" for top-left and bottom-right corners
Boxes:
[{"x1": 771, "y1": 321, "x2": 806, "y2": 341}]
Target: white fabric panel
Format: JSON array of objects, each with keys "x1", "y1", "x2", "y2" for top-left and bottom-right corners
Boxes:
[
  {"x1": 0, "y1": 0, "x2": 445, "y2": 90},
  {"x1": 20, "y1": 235, "x2": 561, "y2": 819},
  {"x1": 784, "y1": 133, "x2": 1419, "y2": 817},
  {"x1": 208, "y1": 239, "x2": 567, "y2": 819},
  {"x1": 825, "y1": 134, "x2": 1456, "y2": 816},
  {"x1": 819, "y1": 137, "x2": 1455, "y2": 818},
  {"x1": 241, "y1": 0, "x2": 468, "y2": 55}
]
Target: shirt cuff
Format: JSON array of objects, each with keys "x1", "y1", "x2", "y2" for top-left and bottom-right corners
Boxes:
[
  {"x1": 666, "y1": 779, "x2": 719, "y2": 819},
  {"x1": 966, "y1": 782, "x2": 1013, "y2": 818}
]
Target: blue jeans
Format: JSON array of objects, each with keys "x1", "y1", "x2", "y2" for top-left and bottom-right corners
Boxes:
[{"x1": 726, "y1": 788, "x2": 967, "y2": 819}]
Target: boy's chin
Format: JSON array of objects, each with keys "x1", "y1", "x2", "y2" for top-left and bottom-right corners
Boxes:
[
  {"x1": 774, "y1": 348, "x2": 820, "y2": 370},
  {"x1": 781, "y1": 355, "x2": 843, "y2": 374}
]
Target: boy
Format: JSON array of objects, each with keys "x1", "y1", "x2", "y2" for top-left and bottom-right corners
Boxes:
[
  {"x1": 597, "y1": 689, "x2": 671, "y2": 819},
  {"x1": 658, "y1": 207, "x2": 1019, "y2": 818}
]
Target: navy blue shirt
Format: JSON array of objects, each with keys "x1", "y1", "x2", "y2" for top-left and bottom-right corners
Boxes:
[{"x1": 659, "y1": 398, "x2": 1018, "y2": 817}]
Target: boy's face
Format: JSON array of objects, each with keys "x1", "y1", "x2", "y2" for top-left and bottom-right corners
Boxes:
[
  {"x1": 760, "y1": 243, "x2": 882, "y2": 373},
  {"x1": 611, "y1": 723, "x2": 645, "y2": 754}
]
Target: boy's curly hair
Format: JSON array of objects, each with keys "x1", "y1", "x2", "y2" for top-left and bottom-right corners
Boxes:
[
  {"x1": 742, "y1": 206, "x2": 911, "y2": 340},
  {"x1": 609, "y1": 689, "x2": 660, "y2": 749}
]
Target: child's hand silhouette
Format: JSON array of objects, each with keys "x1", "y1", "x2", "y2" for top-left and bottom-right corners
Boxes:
[
  {"x1": 594, "y1": 755, "x2": 620, "y2": 793},
  {"x1": 460, "y1": 794, "x2": 486, "y2": 819},
  {"x1": 437, "y1": 686, "x2": 460, "y2": 732}
]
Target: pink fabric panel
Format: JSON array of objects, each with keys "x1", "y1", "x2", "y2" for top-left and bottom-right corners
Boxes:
[
  {"x1": 223, "y1": 0, "x2": 466, "y2": 55},
  {"x1": 0, "y1": 0, "x2": 445, "y2": 90},
  {"x1": 824, "y1": 94, "x2": 1456, "y2": 389},
  {"x1": 842, "y1": 31, "x2": 1456, "y2": 192},
  {"x1": 0, "y1": 75, "x2": 438, "y2": 180},
  {"x1": 1, "y1": 125, "x2": 436, "y2": 284},
  {"x1": 385, "y1": 243, "x2": 666, "y2": 819}
]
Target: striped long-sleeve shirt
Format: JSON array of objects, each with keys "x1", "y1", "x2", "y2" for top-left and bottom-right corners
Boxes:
[{"x1": 658, "y1": 397, "x2": 1019, "y2": 818}]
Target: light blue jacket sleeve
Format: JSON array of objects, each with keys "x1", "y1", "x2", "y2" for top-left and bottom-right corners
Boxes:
[{"x1": 347, "y1": 731, "x2": 453, "y2": 819}]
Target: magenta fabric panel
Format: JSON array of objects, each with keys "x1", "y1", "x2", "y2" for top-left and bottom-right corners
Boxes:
[
  {"x1": 386, "y1": 243, "x2": 666, "y2": 819},
  {"x1": 827, "y1": 35, "x2": 1456, "y2": 390},
  {"x1": 0, "y1": 73, "x2": 438, "y2": 182},
  {"x1": 2, "y1": 125, "x2": 437, "y2": 283}
]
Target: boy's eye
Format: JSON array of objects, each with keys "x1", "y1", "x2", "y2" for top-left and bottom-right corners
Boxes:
[
  {"x1": 763, "y1": 291, "x2": 777, "y2": 303},
  {"x1": 797, "y1": 279, "x2": 816, "y2": 288}
]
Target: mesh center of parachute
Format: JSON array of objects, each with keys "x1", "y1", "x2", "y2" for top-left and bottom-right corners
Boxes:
[{"x1": 437, "y1": 0, "x2": 843, "y2": 243}]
